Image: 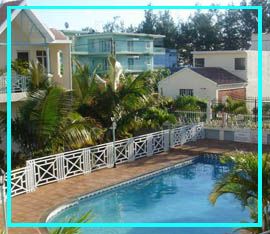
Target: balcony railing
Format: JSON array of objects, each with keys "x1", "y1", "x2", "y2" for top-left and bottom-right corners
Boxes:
[
  {"x1": 125, "y1": 64, "x2": 153, "y2": 72},
  {"x1": 0, "y1": 74, "x2": 29, "y2": 94},
  {"x1": 153, "y1": 47, "x2": 166, "y2": 54}
]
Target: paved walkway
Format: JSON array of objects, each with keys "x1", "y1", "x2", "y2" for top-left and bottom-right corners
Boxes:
[{"x1": 0, "y1": 140, "x2": 268, "y2": 234}]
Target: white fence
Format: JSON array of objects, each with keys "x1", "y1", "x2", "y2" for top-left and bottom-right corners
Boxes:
[
  {"x1": 0, "y1": 73, "x2": 28, "y2": 94},
  {"x1": 7, "y1": 123, "x2": 204, "y2": 197}
]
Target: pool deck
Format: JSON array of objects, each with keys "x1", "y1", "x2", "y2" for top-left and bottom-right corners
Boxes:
[{"x1": 1, "y1": 139, "x2": 268, "y2": 234}]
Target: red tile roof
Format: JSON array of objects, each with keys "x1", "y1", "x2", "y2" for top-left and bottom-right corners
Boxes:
[
  {"x1": 50, "y1": 28, "x2": 68, "y2": 40},
  {"x1": 0, "y1": 0, "x2": 24, "y2": 28},
  {"x1": 190, "y1": 67, "x2": 246, "y2": 85}
]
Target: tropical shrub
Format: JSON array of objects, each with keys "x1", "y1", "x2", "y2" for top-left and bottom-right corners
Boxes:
[
  {"x1": 212, "y1": 97, "x2": 249, "y2": 115},
  {"x1": 210, "y1": 152, "x2": 270, "y2": 233},
  {"x1": 74, "y1": 56, "x2": 176, "y2": 140},
  {"x1": 48, "y1": 211, "x2": 93, "y2": 234},
  {"x1": 173, "y1": 95, "x2": 207, "y2": 112}
]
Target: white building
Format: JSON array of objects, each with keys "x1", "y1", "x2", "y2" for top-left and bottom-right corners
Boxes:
[{"x1": 159, "y1": 35, "x2": 270, "y2": 101}]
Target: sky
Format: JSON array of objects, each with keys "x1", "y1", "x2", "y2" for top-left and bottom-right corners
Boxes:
[{"x1": 26, "y1": 0, "x2": 243, "y2": 31}]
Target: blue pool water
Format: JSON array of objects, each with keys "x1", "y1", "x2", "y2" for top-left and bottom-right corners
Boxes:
[{"x1": 49, "y1": 156, "x2": 251, "y2": 234}]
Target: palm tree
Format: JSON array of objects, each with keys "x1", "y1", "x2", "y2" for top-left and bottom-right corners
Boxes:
[
  {"x1": 209, "y1": 152, "x2": 270, "y2": 233},
  {"x1": 74, "y1": 56, "x2": 176, "y2": 140},
  {"x1": 12, "y1": 87, "x2": 103, "y2": 158},
  {"x1": 49, "y1": 211, "x2": 93, "y2": 234}
]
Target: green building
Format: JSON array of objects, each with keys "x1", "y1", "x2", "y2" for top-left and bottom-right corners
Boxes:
[{"x1": 62, "y1": 31, "x2": 165, "y2": 74}]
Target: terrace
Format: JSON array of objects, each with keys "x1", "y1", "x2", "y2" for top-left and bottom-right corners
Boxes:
[
  {"x1": 1, "y1": 139, "x2": 268, "y2": 234},
  {"x1": 0, "y1": 73, "x2": 28, "y2": 102}
]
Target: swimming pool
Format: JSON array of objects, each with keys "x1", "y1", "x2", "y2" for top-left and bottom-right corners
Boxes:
[{"x1": 48, "y1": 155, "x2": 251, "y2": 234}]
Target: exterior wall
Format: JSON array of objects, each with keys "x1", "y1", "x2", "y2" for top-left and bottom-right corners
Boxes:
[
  {"x1": 192, "y1": 51, "x2": 247, "y2": 81},
  {"x1": 250, "y1": 33, "x2": 270, "y2": 51},
  {"x1": 245, "y1": 51, "x2": 270, "y2": 98},
  {"x1": 158, "y1": 68, "x2": 218, "y2": 100},
  {"x1": 192, "y1": 51, "x2": 270, "y2": 98},
  {"x1": 49, "y1": 43, "x2": 72, "y2": 90},
  {"x1": 154, "y1": 48, "x2": 178, "y2": 69},
  {"x1": 205, "y1": 127, "x2": 270, "y2": 145},
  {"x1": 218, "y1": 88, "x2": 246, "y2": 101},
  {"x1": 0, "y1": 11, "x2": 72, "y2": 91},
  {"x1": 68, "y1": 33, "x2": 161, "y2": 73}
]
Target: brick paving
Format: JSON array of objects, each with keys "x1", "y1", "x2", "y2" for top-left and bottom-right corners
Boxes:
[{"x1": 0, "y1": 140, "x2": 268, "y2": 234}]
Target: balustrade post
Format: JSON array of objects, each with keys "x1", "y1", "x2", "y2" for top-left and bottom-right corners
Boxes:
[
  {"x1": 147, "y1": 135, "x2": 153, "y2": 156},
  {"x1": 164, "y1": 130, "x2": 170, "y2": 152},
  {"x1": 56, "y1": 154, "x2": 65, "y2": 181},
  {"x1": 25, "y1": 160, "x2": 36, "y2": 193},
  {"x1": 82, "y1": 149, "x2": 92, "y2": 174},
  {"x1": 106, "y1": 143, "x2": 114, "y2": 168},
  {"x1": 128, "y1": 138, "x2": 135, "y2": 161},
  {"x1": 170, "y1": 128, "x2": 175, "y2": 148}
]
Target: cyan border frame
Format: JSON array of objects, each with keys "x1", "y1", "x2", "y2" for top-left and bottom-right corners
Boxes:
[{"x1": 6, "y1": 5, "x2": 263, "y2": 229}]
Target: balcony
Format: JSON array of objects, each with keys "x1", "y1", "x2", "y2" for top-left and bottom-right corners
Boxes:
[
  {"x1": 153, "y1": 47, "x2": 166, "y2": 54},
  {"x1": 0, "y1": 74, "x2": 28, "y2": 102},
  {"x1": 124, "y1": 64, "x2": 153, "y2": 73}
]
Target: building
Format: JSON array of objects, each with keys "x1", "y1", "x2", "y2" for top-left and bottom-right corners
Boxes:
[
  {"x1": 0, "y1": 0, "x2": 72, "y2": 150},
  {"x1": 154, "y1": 48, "x2": 178, "y2": 70},
  {"x1": 0, "y1": 0, "x2": 72, "y2": 109},
  {"x1": 159, "y1": 67, "x2": 247, "y2": 101},
  {"x1": 249, "y1": 33, "x2": 270, "y2": 51},
  {"x1": 62, "y1": 31, "x2": 165, "y2": 74},
  {"x1": 159, "y1": 41, "x2": 270, "y2": 101}
]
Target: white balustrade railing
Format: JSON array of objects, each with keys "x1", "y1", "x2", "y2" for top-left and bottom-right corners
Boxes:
[
  {"x1": 0, "y1": 73, "x2": 29, "y2": 94},
  {"x1": 6, "y1": 123, "x2": 204, "y2": 197}
]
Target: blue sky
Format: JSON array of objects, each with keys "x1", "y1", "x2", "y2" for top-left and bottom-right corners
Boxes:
[{"x1": 27, "y1": 0, "x2": 243, "y2": 31}]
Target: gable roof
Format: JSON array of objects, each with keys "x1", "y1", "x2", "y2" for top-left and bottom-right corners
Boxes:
[
  {"x1": 0, "y1": 0, "x2": 25, "y2": 27},
  {"x1": 0, "y1": 1, "x2": 69, "y2": 43},
  {"x1": 190, "y1": 67, "x2": 246, "y2": 85}
]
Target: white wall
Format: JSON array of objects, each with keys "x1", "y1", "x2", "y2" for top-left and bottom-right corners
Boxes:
[
  {"x1": 193, "y1": 51, "x2": 247, "y2": 81},
  {"x1": 250, "y1": 33, "x2": 270, "y2": 51},
  {"x1": 193, "y1": 51, "x2": 270, "y2": 98},
  {"x1": 246, "y1": 51, "x2": 270, "y2": 98},
  {"x1": 158, "y1": 68, "x2": 217, "y2": 100}
]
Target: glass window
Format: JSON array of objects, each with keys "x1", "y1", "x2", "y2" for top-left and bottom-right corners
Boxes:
[
  {"x1": 127, "y1": 41, "x2": 134, "y2": 51},
  {"x1": 235, "y1": 58, "x2": 246, "y2": 70},
  {"x1": 17, "y1": 52, "x2": 29, "y2": 63},
  {"x1": 128, "y1": 58, "x2": 134, "y2": 69},
  {"x1": 179, "y1": 89, "x2": 194, "y2": 96},
  {"x1": 36, "y1": 50, "x2": 47, "y2": 69},
  {"x1": 194, "y1": 58, "x2": 205, "y2": 67},
  {"x1": 57, "y1": 50, "x2": 64, "y2": 77}
]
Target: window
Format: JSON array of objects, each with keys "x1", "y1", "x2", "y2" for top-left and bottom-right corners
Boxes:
[
  {"x1": 235, "y1": 58, "x2": 246, "y2": 70},
  {"x1": 17, "y1": 52, "x2": 29, "y2": 63},
  {"x1": 146, "y1": 57, "x2": 151, "y2": 65},
  {"x1": 194, "y1": 58, "x2": 205, "y2": 67},
  {"x1": 146, "y1": 41, "x2": 151, "y2": 49},
  {"x1": 128, "y1": 58, "x2": 134, "y2": 70},
  {"x1": 57, "y1": 50, "x2": 64, "y2": 77},
  {"x1": 36, "y1": 50, "x2": 47, "y2": 69},
  {"x1": 99, "y1": 40, "x2": 111, "y2": 52},
  {"x1": 127, "y1": 41, "x2": 134, "y2": 51},
  {"x1": 179, "y1": 89, "x2": 194, "y2": 96},
  {"x1": 89, "y1": 39, "x2": 95, "y2": 52}
]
